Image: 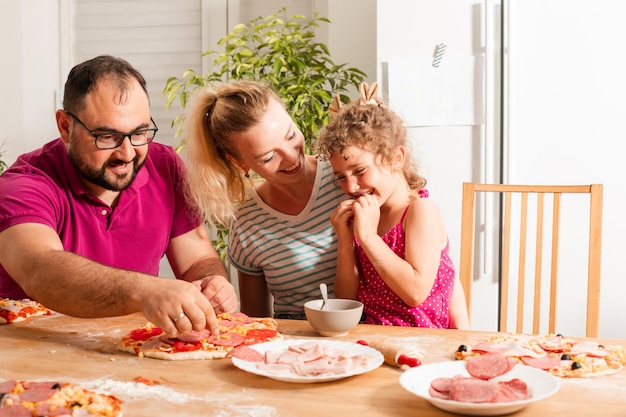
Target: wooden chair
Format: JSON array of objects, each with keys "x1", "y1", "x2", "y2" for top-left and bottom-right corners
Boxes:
[{"x1": 459, "y1": 183, "x2": 603, "y2": 337}]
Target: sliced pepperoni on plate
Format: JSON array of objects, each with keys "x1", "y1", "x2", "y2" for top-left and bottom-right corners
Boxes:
[
  {"x1": 448, "y1": 378, "x2": 499, "y2": 402},
  {"x1": 228, "y1": 345, "x2": 264, "y2": 362},
  {"x1": 466, "y1": 353, "x2": 511, "y2": 379}
]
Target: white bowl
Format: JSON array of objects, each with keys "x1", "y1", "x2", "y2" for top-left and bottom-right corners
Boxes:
[{"x1": 304, "y1": 299, "x2": 364, "y2": 336}]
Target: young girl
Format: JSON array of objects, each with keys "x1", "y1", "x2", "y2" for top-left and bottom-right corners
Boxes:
[{"x1": 316, "y1": 83, "x2": 470, "y2": 329}]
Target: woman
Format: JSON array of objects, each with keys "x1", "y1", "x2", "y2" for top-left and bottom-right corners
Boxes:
[{"x1": 184, "y1": 81, "x2": 345, "y2": 319}]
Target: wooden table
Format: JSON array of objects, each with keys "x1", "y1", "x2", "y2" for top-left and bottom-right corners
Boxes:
[{"x1": 1, "y1": 313, "x2": 625, "y2": 416}]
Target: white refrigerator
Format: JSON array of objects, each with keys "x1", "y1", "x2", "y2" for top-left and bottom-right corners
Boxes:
[{"x1": 376, "y1": 0, "x2": 626, "y2": 338}]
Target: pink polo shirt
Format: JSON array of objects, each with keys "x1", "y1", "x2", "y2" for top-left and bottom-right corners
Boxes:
[{"x1": 0, "y1": 139, "x2": 202, "y2": 299}]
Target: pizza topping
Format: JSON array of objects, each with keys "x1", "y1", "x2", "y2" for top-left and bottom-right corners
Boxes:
[
  {"x1": 34, "y1": 402, "x2": 73, "y2": 416},
  {"x1": 0, "y1": 298, "x2": 51, "y2": 325},
  {"x1": 520, "y1": 355, "x2": 562, "y2": 370},
  {"x1": 0, "y1": 405, "x2": 33, "y2": 417},
  {"x1": 0, "y1": 381, "x2": 17, "y2": 394},
  {"x1": 0, "y1": 381, "x2": 122, "y2": 416},
  {"x1": 570, "y1": 341, "x2": 608, "y2": 357},
  {"x1": 173, "y1": 340, "x2": 203, "y2": 352},
  {"x1": 118, "y1": 313, "x2": 280, "y2": 360},
  {"x1": 176, "y1": 329, "x2": 211, "y2": 343},
  {"x1": 448, "y1": 377, "x2": 500, "y2": 402},
  {"x1": 429, "y1": 375, "x2": 530, "y2": 403},
  {"x1": 243, "y1": 328, "x2": 278, "y2": 345},
  {"x1": 466, "y1": 353, "x2": 511, "y2": 380},
  {"x1": 455, "y1": 333, "x2": 626, "y2": 378},
  {"x1": 254, "y1": 341, "x2": 379, "y2": 377},
  {"x1": 130, "y1": 326, "x2": 163, "y2": 341},
  {"x1": 208, "y1": 332, "x2": 245, "y2": 347}
]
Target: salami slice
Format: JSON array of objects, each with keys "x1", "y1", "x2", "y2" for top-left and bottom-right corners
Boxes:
[
  {"x1": 0, "y1": 405, "x2": 33, "y2": 417},
  {"x1": 448, "y1": 378, "x2": 499, "y2": 402},
  {"x1": 228, "y1": 345, "x2": 264, "y2": 362},
  {"x1": 18, "y1": 388, "x2": 57, "y2": 403},
  {"x1": 177, "y1": 329, "x2": 211, "y2": 343},
  {"x1": 35, "y1": 402, "x2": 73, "y2": 416},
  {"x1": 208, "y1": 331, "x2": 244, "y2": 347},
  {"x1": 430, "y1": 377, "x2": 452, "y2": 394},
  {"x1": 466, "y1": 352, "x2": 511, "y2": 379},
  {"x1": 0, "y1": 380, "x2": 17, "y2": 394}
]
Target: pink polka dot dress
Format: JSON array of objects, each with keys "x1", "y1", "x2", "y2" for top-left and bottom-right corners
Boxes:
[{"x1": 355, "y1": 190, "x2": 455, "y2": 328}]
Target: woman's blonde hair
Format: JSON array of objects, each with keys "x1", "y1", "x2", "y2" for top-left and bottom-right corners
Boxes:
[{"x1": 183, "y1": 80, "x2": 283, "y2": 228}]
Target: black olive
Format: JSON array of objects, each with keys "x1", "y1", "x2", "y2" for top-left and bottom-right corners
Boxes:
[
  {"x1": 571, "y1": 362, "x2": 582, "y2": 370},
  {"x1": 457, "y1": 344, "x2": 468, "y2": 352},
  {"x1": 556, "y1": 333, "x2": 564, "y2": 338},
  {"x1": 52, "y1": 382, "x2": 62, "y2": 390},
  {"x1": 561, "y1": 353, "x2": 571, "y2": 360},
  {"x1": 598, "y1": 344, "x2": 605, "y2": 349}
]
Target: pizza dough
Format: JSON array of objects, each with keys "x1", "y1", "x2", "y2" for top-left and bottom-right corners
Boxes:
[{"x1": 118, "y1": 312, "x2": 281, "y2": 360}]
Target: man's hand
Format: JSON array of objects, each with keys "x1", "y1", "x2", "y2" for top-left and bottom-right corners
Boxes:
[{"x1": 193, "y1": 275, "x2": 239, "y2": 314}]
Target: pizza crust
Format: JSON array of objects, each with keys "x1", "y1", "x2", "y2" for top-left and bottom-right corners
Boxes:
[{"x1": 118, "y1": 313, "x2": 281, "y2": 360}]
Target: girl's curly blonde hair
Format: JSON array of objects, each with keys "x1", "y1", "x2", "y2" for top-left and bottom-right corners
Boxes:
[{"x1": 316, "y1": 82, "x2": 426, "y2": 191}]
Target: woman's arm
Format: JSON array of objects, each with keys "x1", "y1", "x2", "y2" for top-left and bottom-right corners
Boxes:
[{"x1": 237, "y1": 271, "x2": 272, "y2": 317}]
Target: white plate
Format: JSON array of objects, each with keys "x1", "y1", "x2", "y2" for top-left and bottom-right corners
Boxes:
[
  {"x1": 231, "y1": 339, "x2": 384, "y2": 383},
  {"x1": 399, "y1": 361, "x2": 560, "y2": 416}
]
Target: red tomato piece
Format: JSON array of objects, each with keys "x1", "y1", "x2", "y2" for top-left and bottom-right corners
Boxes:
[
  {"x1": 130, "y1": 327, "x2": 163, "y2": 341},
  {"x1": 173, "y1": 340, "x2": 202, "y2": 352},
  {"x1": 243, "y1": 328, "x2": 277, "y2": 345}
]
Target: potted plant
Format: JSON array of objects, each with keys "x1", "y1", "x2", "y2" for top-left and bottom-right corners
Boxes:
[{"x1": 163, "y1": 6, "x2": 366, "y2": 153}]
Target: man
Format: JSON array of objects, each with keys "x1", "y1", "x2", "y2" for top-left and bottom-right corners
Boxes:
[{"x1": 0, "y1": 55, "x2": 238, "y2": 337}]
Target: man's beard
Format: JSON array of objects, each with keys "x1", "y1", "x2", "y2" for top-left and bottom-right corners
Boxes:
[{"x1": 69, "y1": 148, "x2": 144, "y2": 192}]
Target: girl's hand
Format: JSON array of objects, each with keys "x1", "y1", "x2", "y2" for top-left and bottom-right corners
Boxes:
[
  {"x1": 351, "y1": 194, "x2": 380, "y2": 242},
  {"x1": 330, "y1": 199, "x2": 356, "y2": 241}
]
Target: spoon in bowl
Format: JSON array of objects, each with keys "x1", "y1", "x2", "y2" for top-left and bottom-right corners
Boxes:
[{"x1": 319, "y1": 283, "x2": 330, "y2": 311}]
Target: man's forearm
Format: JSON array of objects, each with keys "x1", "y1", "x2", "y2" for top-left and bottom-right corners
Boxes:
[{"x1": 180, "y1": 256, "x2": 229, "y2": 282}]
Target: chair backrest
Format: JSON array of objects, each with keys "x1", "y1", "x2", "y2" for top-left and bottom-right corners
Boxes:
[{"x1": 459, "y1": 183, "x2": 603, "y2": 337}]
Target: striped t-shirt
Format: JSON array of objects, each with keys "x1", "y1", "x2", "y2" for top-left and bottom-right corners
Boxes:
[{"x1": 228, "y1": 159, "x2": 345, "y2": 318}]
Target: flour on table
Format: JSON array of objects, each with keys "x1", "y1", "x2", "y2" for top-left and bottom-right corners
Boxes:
[{"x1": 79, "y1": 379, "x2": 278, "y2": 417}]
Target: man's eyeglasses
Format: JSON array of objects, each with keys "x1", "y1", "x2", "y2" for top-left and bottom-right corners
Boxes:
[{"x1": 65, "y1": 111, "x2": 158, "y2": 150}]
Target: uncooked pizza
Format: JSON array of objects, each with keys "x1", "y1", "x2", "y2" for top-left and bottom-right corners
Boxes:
[
  {"x1": 0, "y1": 379, "x2": 122, "y2": 416},
  {"x1": 0, "y1": 298, "x2": 51, "y2": 324},
  {"x1": 454, "y1": 333, "x2": 626, "y2": 378},
  {"x1": 118, "y1": 312, "x2": 281, "y2": 360}
]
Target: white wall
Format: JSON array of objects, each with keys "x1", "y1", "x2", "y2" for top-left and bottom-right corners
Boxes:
[{"x1": 0, "y1": 0, "x2": 60, "y2": 166}]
